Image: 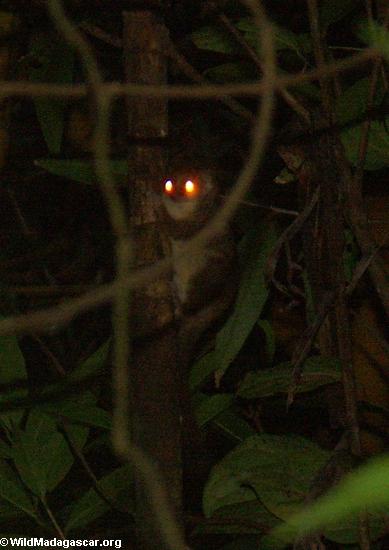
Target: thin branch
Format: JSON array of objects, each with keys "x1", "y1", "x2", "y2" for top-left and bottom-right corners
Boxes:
[
  {"x1": 48, "y1": 2, "x2": 180, "y2": 549},
  {"x1": 0, "y1": 5, "x2": 277, "y2": 343},
  {"x1": 47, "y1": 0, "x2": 128, "y2": 239},
  {"x1": 32, "y1": 335, "x2": 66, "y2": 377},
  {"x1": 210, "y1": 2, "x2": 311, "y2": 122},
  {"x1": 7, "y1": 285, "x2": 97, "y2": 296},
  {"x1": 354, "y1": 6, "x2": 389, "y2": 186},
  {"x1": 79, "y1": 21, "x2": 122, "y2": 48},
  {"x1": 61, "y1": 421, "x2": 130, "y2": 516},
  {"x1": 41, "y1": 496, "x2": 65, "y2": 539},
  {"x1": 80, "y1": 21, "x2": 256, "y2": 125},
  {"x1": 0, "y1": 49, "x2": 378, "y2": 100},
  {"x1": 219, "y1": 194, "x2": 299, "y2": 216},
  {"x1": 0, "y1": 258, "x2": 170, "y2": 335},
  {"x1": 167, "y1": 39, "x2": 255, "y2": 122},
  {"x1": 265, "y1": 187, "x2": 320, "y2": 283},
  {"x1": 307, "y1": 0, "x2": 334, "y2": 115}
]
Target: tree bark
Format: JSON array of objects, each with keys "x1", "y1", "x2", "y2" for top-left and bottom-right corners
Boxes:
[{"x1": 123, "y1": 8, "x2": 184, "y2": 549}]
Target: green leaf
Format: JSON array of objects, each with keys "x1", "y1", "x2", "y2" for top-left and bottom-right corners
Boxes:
[
  {"x1": 237, "y1": 19, "x2": 311, "y2": 60},
  {"x1": 13, "y1": 410, "x2": 88, "y2": 497},
  {"x1": 336, "y1": 77, "x2": 385, "y2": 126},
  {"x1": 257, "y1": 319, "x2": 275, "y2": 365},
  {"x1": 35, "y1": 159, "x2": 128, "y2": 185},
  {"x1": 323, "y1": 512, "x2": 384, "y2": 544},
  {"x1": 70, "y1": 340, "x2": 110, "y2": 382},
  {"x1": 196, "y1": 500, "x2": 278, "y2": 535},
  {"x1": 29, "y1": 32, "x2": 74, "y2": 154},
  {"x1": 341, "y1": 121, "x2": 389, "y2": 170},
  {"x1": 336, "y1": 78, "x2": 389, "y2": 170},
  {"x1": 13, "y1": 412, "x2": 57, "y2": 497},
  {"x1": 213, "y1": 409, "x2": 256, "y2": 444},
  {"x1": 0, "y1": 330, "x2": 27, "y2": 432},
  {"x1": 0, "y1": 500, "x2": 25, "y2": 522},
  {"x1": 192, "y1": 26, "x2": 237, "y2": 54},
  {"x1": 237, "y1": 356, "x2": 342, "y2": 399},
  {"x1": 192, "y1": 18, "x2": 312, "y2": 62},
  {"x1": 271, "y1": 454, "x2": 389, "y2": 546},
  {"x1": 43, "y1": 400, "x2": 112, "y2": 430},
  {"x1": 203, "y1": 434, "x2": 329, "y2": 518},
  {"x1": 212, "y1": 223, "x2": 276, "y2": 375},
  {"x1": 220, "y1": 535, "x2": 268, "y2": 550},
  {"x1": 217, "y1": 536, "x2": 266, "y2": 550},
  {"x1": 335, "y1": 72, "x2": 389, "y2": 170},
  {"x1": 204, "y1": 62, "x2": 254, "y2": 83},
  {"x1": 260, "y1": 530, "x2": 293, "y2": 550},
  {"x1": 195, "y1": 393, "x2": 234, "y2": 427},
  {"x1": 42, "y1": 431, "x2": 74, "y2": 494},
  {"x1": 358, "y1": 20, "x2": 389, "y2": 62},
  {"x1": 0, "y1": 459, "x2": 36, "y2": 519},
  {"x1": 0, "y1": 438, "x2": 12, "y2": 459},
  {"x1": 65, "y1": 464, "x2": 134, "y2": 533},
  {"x1": 293, "y1": 81, "x2": 320, "y2": 101},
  {"x1": 45, "y1": 419, "x2": 89, "y2": 494},
  {"x1": 190, "y1": 351, "x2": 220, "y2": 390},
  {"x1": 0, "y1": 335, "x2": 27, "y2": 386}
]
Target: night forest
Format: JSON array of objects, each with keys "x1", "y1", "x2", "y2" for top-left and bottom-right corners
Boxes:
[{"x1": 0, "y1": 1, "x2": 387, "y2": 549}]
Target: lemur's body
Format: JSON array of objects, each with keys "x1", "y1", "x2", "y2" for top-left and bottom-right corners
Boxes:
[{"x1": 157, "y1": 168, "x2": 237, "y2": 367}]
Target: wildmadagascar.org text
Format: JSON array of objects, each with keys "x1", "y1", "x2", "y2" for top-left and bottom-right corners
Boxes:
[{"x1": 1, "y1": 538, "x2": 122, "y2": 548}]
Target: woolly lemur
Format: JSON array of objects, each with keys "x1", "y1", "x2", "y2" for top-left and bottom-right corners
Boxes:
[
  {"x1": 157, "y1": 168, "x2": 237, "y2": 365},
  {"x1": 156, "y1": 167, "x2": 238, "y2": 510}
]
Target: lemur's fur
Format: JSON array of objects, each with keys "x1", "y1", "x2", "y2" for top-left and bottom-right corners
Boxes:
[{"x1": 157, "y1": 168, "x2": 237, "y2": 366}]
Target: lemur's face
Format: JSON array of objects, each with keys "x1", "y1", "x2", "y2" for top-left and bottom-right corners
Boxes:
[{"x1": 161, "y1": 170, "x2": 214, "y2": 221}]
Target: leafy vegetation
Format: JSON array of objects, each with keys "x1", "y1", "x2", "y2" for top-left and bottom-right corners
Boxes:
[{"x1": 0, "y1": 0, "x2": 387, "y2": 548}]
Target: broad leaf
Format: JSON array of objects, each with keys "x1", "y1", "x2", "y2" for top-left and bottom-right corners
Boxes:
[
  {"x1": 271, "y1": 454, "x2": 389, "y2": 546},
  {"x1": 335, "y1": 77, "x2": 389, "y2": 169},
  {"x1": 213, "y1": 223, "x2": 276, "y2": 375},
  {"x1": 237, "y1": 19, "x2": 311, "y2": 60},
  {"x1": 70, "y1": 340, "x2": 110, "y2": 382},
  {"x1": 195, "y1": 393, "x2": 234, "y2": 427},
  {"x1": 193, "y1": 20, "x2": 310, "y2": 57},
  {"x1": 65, "y1": 464, "x2": 134, "y2": 533},
  {"x1": 29, "y1": 32, "x2": 74, "y2": 154},
  {"x1": 0, "y1": 330, "x2": 27, "y2": 432},
  {"x1": 257, "y1": 319, "x2": 275, "y2": 365},
  {"x1": 190, "y1": 352, "x2": 219, "y2": 390},
  {"x1": 195, "y1": 500, "x2": 278, "y2": 535},
  {"x1": 0, "y1": 459, "x2": 36, "y2": 519},
  {"x1": 13, "y1": 410, "x2": 88, "y2": 497},
  {"x1": 341, "y1": 122, "x2": 389, "y2": 170},
  {"x1": 358, "y1": 21, "x2": 389, "y2": 62},
  {"x1": 203, "y1": 434, "x2": 329, "y2": 519},
  {"x1": 35, "y1": 159, "x2": 128, "y2": 186},
  {"x1": 0, "y1": 438, "x2": 12, "y2": 459},
  {"x1": 335, "y1": 77, "x2": 384, "y2": 127},
  {"x1": 237, "y1": 356, "x2": 342, "y2": 399},
  {"x1": 192, "y1": 26, "x2": 237, "y2": 54},
  {"x1": 217, "y1": 537, "x2": 267, "y2": 550},
  {"x1": 43, "y1": 400, "x2": 111, "y2": 430},
  {"x1": 204, "y1": 62, "x2": 254, "y2": 83},
  {"x1": 213, "y1": 410, "x2": 256, "y2": 444},
  {"x1": 13, "y1": 412, "x2": 57, "y2": 497}
]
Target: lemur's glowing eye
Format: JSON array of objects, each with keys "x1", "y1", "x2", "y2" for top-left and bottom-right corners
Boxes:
[
  {"x1": 184, "y1": 180, "x2": 197, "y2": 196},
  {"x1": 164, "y1": 179, "x2": 174, "y2": 194}
]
